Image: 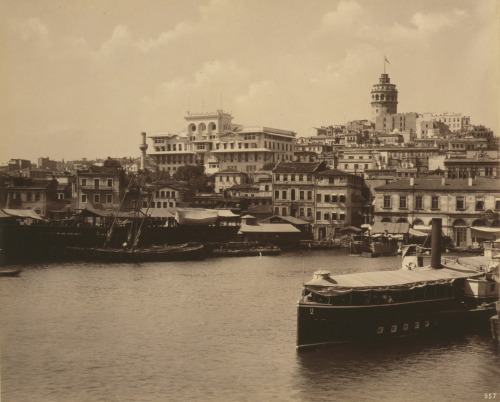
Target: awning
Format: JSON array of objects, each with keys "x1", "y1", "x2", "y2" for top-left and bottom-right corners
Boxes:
[
  {"x1": 414, "y1": 225, "x2": 432, "y2": 233},
  {"x1": 409, "y1": 228, "x2": 428, "y2": 237},
  {"x1": 471, "y1": 226, "x2": 500, "y2": 234},
  {"x1": 2, "y1": 209, "x2": 45, "y2": 220},
  {"x1": 238, "y1": 223, "x2": 301, "y2": 234},
  {"x1": 339, "y1": 226, "x2": 362, "y2": 234},
  {"x1": 141, "y1": 208, "x2": 176, "y2": 218},
  {"x1": 371, "y1": 222, "x2": 410, "y2": 235},
  {"x1": 217, "y1": 210, "x2": 240, "y2": 218}
]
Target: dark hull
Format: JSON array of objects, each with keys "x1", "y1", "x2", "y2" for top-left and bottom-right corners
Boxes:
[
  {"x1": 66, "y1": 245, "x2": 206, "y2": 262},
  {"x1": 211, "y1": 247, "x2": 280, "y2": 257},
  {"x1": 297, "y1": 298, "x2": 496, "y2": 350},
  {"x1": 0, "y1": 269, "x2": 22, "y2": 277}
]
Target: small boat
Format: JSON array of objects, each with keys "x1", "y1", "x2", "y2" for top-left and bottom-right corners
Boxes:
[
  {"x1": 66, "y1": 243, "x2": 206, "y2": 262},
  {"x1": 0, "y1": 269, "x2": 22, "y2": 277},
  {"x1": 297, "y1": 219, "x2": 499, "y2": 350},
  {"x1": 299, "y1": 240, "x2": 341, "y2": 250},
  {"x1": 210, "y1": 242, "x2": 280, "y2": 257}
]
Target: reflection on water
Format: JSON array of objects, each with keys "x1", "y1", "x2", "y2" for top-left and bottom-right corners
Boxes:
[{"x1": 1, "y1": 250, "x2": 498, "y2": 401}]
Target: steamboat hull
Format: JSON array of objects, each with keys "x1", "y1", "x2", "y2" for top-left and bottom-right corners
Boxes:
[{"x1": 297, "y1": 299, "x2": 495, "y2": 350}]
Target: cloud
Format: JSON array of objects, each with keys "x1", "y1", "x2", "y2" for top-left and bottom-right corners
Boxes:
[
  {"x1": 320, "y1": 1, "x2": 363, "y2": 31},
  {"x1": 14, "y1": 17, "x2": 51, "y2": 47},
  {"x1": 389, "y1": 9, "x2": 468, "y2": 41},
  {"x1": 135, "y1": 21, "x2": 195, "y2": 53}
]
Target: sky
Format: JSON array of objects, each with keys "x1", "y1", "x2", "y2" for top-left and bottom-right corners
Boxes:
[{"x1": 1, "y1": 0, "x2": 499, "y2": 163}]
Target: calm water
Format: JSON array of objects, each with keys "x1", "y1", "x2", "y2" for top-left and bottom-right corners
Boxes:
[{"x1": 1, "y1": 249, "x2": 499, "y2": 401}]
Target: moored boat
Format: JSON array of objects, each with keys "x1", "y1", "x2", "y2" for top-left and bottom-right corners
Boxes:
[
  {"x1": 66, "y1": 243, "x2": 205, "y2": 262},
  {"x1": 0, "y1": 269, "x2": 22, "y2": 277},
  {"x1": 210, "y1": 242, "x2": 280, "y2": 257},
  {"x1": 297, "y1": 219, "x2": 499, "y2": 350}
]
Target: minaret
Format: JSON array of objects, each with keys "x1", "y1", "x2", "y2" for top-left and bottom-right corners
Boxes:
[
  {"x1": 371, "y1": 71, "x2": 398, "y2": 121},
  {"x1": 139, "y1": 132, "x2": 148, "y2": 170}
]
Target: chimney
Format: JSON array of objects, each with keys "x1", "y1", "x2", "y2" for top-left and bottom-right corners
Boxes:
[
  {"x1": 468, "y1": 177, "x2": 473, "y2": 186},
  {"x1": 430, "y1": 218, "x2": 442, "y2": 269},
  {"x1": 441, "y1": 177, "x2": 446, "y2": 186}
]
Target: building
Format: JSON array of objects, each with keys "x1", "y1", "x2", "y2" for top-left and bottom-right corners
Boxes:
[
  {"x1": 1, "y1": 177, "x2": 60, "y2": 216},
  {"x1": 338, "y1": 149, "x2": 380, "y2": 173},
  {"x1": 373, "y1": 177, "x2": 500, "y2": 247},
  {"x1": 375, "y1": 112, "x2": 418, "y2": 136},
  {"x1": 272, "y1": 162, "x2": 327, "y2": 222},
  {"x1": 74, "y1": 165, "x2": 125, "y2": 212},
  {"x1": 444, "y1": 150, "x2": 500, "y2": 179},
  {"x1": 371, "y1": 73, "x2": 398, "y2": 121},
  {"x1": 314, "y1": 170, "x2": 365, "y2": 240},
  {"x1": 147, "y1": 110, "x2": 296, "y2": 175},
  {"x1": 141, "y1": 182, "x2": 194, "y2": 210},
  {"x1": 212, "y1": 169, "x2": 249, "y2": 194}
]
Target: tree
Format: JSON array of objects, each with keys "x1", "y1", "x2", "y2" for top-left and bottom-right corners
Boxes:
[{"x1": 172, "y1": 164, "x2": 213, "y2": 192}]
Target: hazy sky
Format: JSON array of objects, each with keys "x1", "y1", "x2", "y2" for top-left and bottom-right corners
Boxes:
[{"x1": 1, "y1": 0, "x2": 498, "y2": 163}]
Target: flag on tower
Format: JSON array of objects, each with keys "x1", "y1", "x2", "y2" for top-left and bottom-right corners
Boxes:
[{"x1": 385, "y1": 56, "x2": 390, "y2": 64}]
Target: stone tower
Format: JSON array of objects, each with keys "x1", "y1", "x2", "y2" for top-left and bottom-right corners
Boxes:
[{"x1": 371, "y1": 73, "x2": 398, "y2": 121}]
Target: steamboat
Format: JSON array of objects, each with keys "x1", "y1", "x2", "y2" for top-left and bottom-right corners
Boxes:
[{"x1": 297, "y1": 218, "x2": 499, "y2": 350}]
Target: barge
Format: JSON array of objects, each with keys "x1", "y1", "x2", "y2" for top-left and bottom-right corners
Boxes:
[{"x1": 297, "y1": 219, "x2": 499, "y2": 350}]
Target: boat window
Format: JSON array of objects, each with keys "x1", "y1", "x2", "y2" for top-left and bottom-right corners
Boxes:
[
  {"x1": 415, "y1": 322, "x2": 420, "y2": 329},
  {"x1": 351, "y1": 292, "x2": 366, "y2": 305},
  {"x1": 403, "y1": 323, "x2": 409, "y2": 331},
  {"x1": 332, "y1": 294, "x2": 350, "y2": 306},
  {"x1": 377, "y1": 327, "x2": 384, "y2": 334},
  {"x1": 435, "y1": 285, "x2": 445, "y2": 299},
  {"x1": 391, "y1": 325, "x2": 397, "y2": 333}
]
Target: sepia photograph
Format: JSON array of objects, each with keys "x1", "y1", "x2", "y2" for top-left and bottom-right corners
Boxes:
[{"x1": 1, "y1": 0, "x2": 499, "y2": 401}]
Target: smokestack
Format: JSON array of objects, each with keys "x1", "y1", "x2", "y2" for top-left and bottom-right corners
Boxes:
[
  {"x1": 431, "y1": 218, "x2": 442, "y2": 269},
  {"x1": 139, "y1": 132, "x2": 148, "y2": 171}
]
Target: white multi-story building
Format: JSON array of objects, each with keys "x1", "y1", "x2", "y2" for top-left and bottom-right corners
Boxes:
[{"x1": 147, "y1": 110, "x2": 296, "y2": 176}]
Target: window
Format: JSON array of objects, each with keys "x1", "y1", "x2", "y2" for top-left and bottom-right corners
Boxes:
[
  {"x1": 275, "y1": 174, "x2": 280, "y2": 181},
  {"x1": 307, "y1": 208, "x2": 312, "y2": 217},
  {"x1": 300, "y1": 207, "x2": 304, "y2": 216},
  {"x1": 275, "y1": 207, "x2": 280, "y2": 215},
  {"x1": 339, "y1": 214, "x2": 345, "y2": 221},
  {"x1": 324, "y1": 213, "x2": 330, "y2": 221},
  {"x1": 495, "y1": 199, "x2": 500, "y2": 210},
  {"x1": 307, "y1": 191, "x2": 312, "y2": 201},
  {"x1": 299, "y1": 174, "x2": 303, "y2": 182},
  {"x1": 81, "y1": 178, "x2": 87, "y2": 186},
  {"x1": 475, "y1": 197, "x2": 484, "y2": 211},
  {"x1": 316, "y1": 194, "x2": 321, "y2": 202},
  {"x1": 94, "y1": 179, "x2": 100, "y2": 188},
  {"x1": 415, "y1": 195, "x2": 423, "y2": 209},
  {"x1": 282, "y1": 191, "x2": 287, "y2": 200},
  {"x1": 339, "y1": 194, "x2": 345, "y2": 203},
  {"x1": 106, "y1": 194, "x2": 112, "y2": 203},
  {"x1": 332, "y1": 195, "x2": 338, "y2": 203},
  {"x1": 383, "y1": 195, "x2": 391, "y2": 208},
  {"x1": 300, "y1": 191, "x2": 304, "y2": 201},
  {"x1": 274, "y1": 190, "x2": 279, "y2": 199},
  {"x1": 282, "y1": 207, "x2": 287, "y2": 216},
  {"x1": 456, "y1": 196, "x2": 465, "y2": 210},
  {"x1": 143, "y1": 201, "x2": 148, "y2": 208},
  {"x1": 324, "y1": 195, "x2": 330, "y2": 203},
  {"x1": 291, "y1": 174, "x2": 295, "y2": 182},
  {"x1": 81, "y1": 194, "x2": 87, "y2": 203},
  {"x1": 329, "y1": 177, "x2": 334, "y2": 184},
  {"x1": 35, "y1": 192, "x2": 41, "y2": 201},
  {"x1": 291, "y1": 189, "x2": 296, "y2": 201},
  {"x1": 107, "y1": 178, "x2": 113, "y2": 187},
  {"x1": 307, "y1": 174, "x2": 312, "y2": 182},
  {"x1": 94, "y1": 194, "x2": 100, "y2": 203},
  {"x1": 283, "y1": 174, "x2": 288, "y2": 182},
  {"x1": 431, "y1": 196, "x2": 439, "y2": 210},
  {"x1": 316, "y1": 211, "x2": 321, "y2": 220},
  {"x1": 399, "y1": 196, "x2": 407, "y2": 209},
  {"x1": 27, "y1": 192, "x2": 32, "y2": 201}
]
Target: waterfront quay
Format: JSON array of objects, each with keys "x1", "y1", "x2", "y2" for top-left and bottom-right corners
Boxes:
[{"x1": 1, "y1": 250, "x2": 499, "y2": 401}]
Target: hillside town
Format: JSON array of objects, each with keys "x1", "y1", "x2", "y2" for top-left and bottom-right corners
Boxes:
[{"x1": 1, "y1": 70, "x2": 499, "y2": 249}]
